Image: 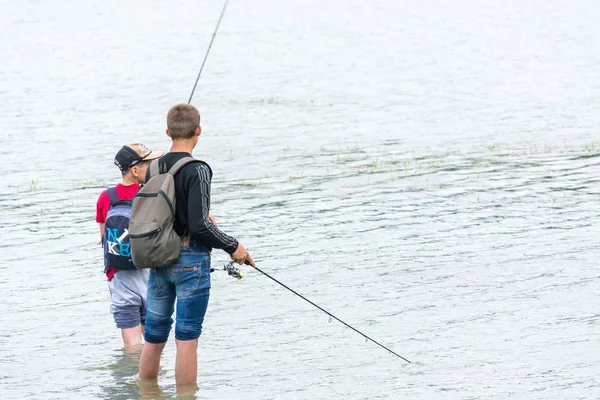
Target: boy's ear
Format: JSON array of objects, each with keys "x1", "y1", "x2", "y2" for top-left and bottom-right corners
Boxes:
[
  {"x1": 197, "y1": 126, "x2": 202, "y2": 136},
  {"x1": 166, "y1": 128, "x2": 171, "y2": 138}
]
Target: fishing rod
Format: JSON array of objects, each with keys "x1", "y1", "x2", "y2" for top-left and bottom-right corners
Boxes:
[
  {"x1": 190, "y1": 2, "x2": 408, "y2": 362},
  {"x1": 216, "y1": 261, "x2": 411, "y2": 363},
  {"x1": 188, "y1": 0, "x2": 230, "y2": 104}
]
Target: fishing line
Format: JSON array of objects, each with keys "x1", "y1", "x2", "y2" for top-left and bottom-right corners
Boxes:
[
  {"x1": 241, "y1": 261, "x2": 411, "y2": 363},
  {"x1": 188, "y1": 0, "x2": 230, "y2": 103}
]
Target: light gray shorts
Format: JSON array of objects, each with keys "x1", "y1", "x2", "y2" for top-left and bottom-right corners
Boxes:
[{"x1": 108, "y1": 269, "x2": 150, "y2": 329}]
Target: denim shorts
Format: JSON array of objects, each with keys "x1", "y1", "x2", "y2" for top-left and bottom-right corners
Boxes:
[
  {"x1": 144, "y1": 244, "x2": 211, "y2": 344},
  {"x1": 108, "y1": 269, "x2": 150, "y2": 329}
]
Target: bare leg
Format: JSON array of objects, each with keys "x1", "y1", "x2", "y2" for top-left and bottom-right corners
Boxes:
[
  {"x1": 175, "y1": 339, "x2": 198, "y2": 385},
  {"x1": 139, "y1": 342, "x2": 166, "y2": 380},
  {"x1": 121, "y1": 325, "x2": 143, "y2": 350}
]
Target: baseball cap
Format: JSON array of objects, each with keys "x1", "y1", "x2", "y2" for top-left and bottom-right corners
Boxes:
[{"x1": 114, "y1": 143, "x2": 164, "y2": 171}]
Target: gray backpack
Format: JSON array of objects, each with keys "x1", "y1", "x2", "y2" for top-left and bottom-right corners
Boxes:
[{"x1": 129, "y1": 157, "x2": 196, "y2": 269}]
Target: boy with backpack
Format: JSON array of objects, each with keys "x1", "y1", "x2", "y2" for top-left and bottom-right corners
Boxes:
[
  {"x1": 134, "y1": 104, "x2": 255, "y2": 385},
  {"x1": 96, "y1": 143, "x2": 163, "y2": 349}
]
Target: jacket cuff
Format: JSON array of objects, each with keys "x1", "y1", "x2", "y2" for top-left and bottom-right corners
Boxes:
[{"x1": 225, "y1": 239, "x2": 239, "y2": 255}]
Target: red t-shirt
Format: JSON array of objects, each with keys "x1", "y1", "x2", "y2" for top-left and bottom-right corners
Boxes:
[{"x1": 96, "y1": 183, "x2": 140, "y2": 280}]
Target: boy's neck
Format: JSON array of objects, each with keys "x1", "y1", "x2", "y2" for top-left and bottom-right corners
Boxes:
[
  {"x1": 121, "y1": 177, "x2": 137, "y2": 186},
  {"x1": 170, "y1": 139, "x2": 196, "y2": 154}
]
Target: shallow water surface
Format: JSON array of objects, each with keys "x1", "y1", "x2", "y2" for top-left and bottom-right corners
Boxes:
[{"x1": 1, "y1": 0, "x2": 600, "y2": 399}]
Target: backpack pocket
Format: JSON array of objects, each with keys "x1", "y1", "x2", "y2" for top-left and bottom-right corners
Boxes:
[
  {"x1": 130, "y1": 222, "x2": 161, "y2": 268},
  {"x1": 130, "y1": 222, "x2": 181, "y2": 269}
]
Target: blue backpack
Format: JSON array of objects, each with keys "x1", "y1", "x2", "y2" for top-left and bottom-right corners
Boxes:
[{"x1": 103, "y1": 187, "x2": 136, "y2": 270}]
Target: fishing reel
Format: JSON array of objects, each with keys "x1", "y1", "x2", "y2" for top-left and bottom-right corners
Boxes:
[
  {"x1": 223, "y1": 261, "x2": 244, "y2": 280},
  {"x1": 210, "y1": 261, "x2": 244, "y2": 280}
]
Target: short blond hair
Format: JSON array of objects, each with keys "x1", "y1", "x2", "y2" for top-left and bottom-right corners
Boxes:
[{"x1": 167, "y1": 104, "x2": 201, "y2": 139}]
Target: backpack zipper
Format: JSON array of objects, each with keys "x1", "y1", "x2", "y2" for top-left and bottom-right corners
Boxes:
[
  {"x1": 130, "y1": 228, "x2": 161, "y2": 239},
  {"x1": 158, "y1": 190, "x2": 175, "y2": 217}
]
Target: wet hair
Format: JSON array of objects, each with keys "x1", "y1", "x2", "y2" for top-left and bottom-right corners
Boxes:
[{"x1": 167, "y1": 104, "x2": 201, "y2": 140}]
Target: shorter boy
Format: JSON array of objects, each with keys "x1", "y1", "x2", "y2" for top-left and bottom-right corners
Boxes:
[{"x1": 96, "y1": 143, "x2": 163, "y2": 348}]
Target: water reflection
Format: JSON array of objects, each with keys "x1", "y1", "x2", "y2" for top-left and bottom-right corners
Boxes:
[
  {"x1": 96, "y1": 348, "x2": 200, "y2": 399},
  {"x1": 98, "y1": 349, "x2": 143, "y2": 400},
  {"x1": 135, "y1": 379, "x2": 165, "y2": 399},
  {"x1": 135, "y1": 381, "x2": 199, "y2": 399}
]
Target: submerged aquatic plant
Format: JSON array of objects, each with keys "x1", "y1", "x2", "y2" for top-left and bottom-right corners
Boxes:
[
  {"x1": 250, "y1": 97, "x2": 279, "y2": 104},
  {"x1": 583, "y1": 142, "x2": 599, "y2": 155}
]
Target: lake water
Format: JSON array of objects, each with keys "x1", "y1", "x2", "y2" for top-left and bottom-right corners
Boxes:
[{"x1": 1, "y1": 0, "x2": 600, "y2": 399}]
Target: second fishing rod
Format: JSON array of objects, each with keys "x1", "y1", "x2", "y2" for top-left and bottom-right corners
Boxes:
[{"x1": 187, "y1": 0, "x2": 230, "y2": 104}]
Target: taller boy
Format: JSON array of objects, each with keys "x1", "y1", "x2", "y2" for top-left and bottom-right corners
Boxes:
[{"x1": 138, "y1": 104, "x2": 255, "y2": 385}]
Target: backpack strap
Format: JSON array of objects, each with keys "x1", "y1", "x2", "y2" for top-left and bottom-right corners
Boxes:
[
  {"x1": 167, "y1": 156, "x2": 199, "y2": 176},
  {"x1": 107, "y1": 186, "x2": 133, "y2": 208},
  {"x1": 107, "y1": 187, "x2": 119, "y2": 204},
  {"x1": 148, "y1": 158, "x2": 161, "y2": 179}
]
